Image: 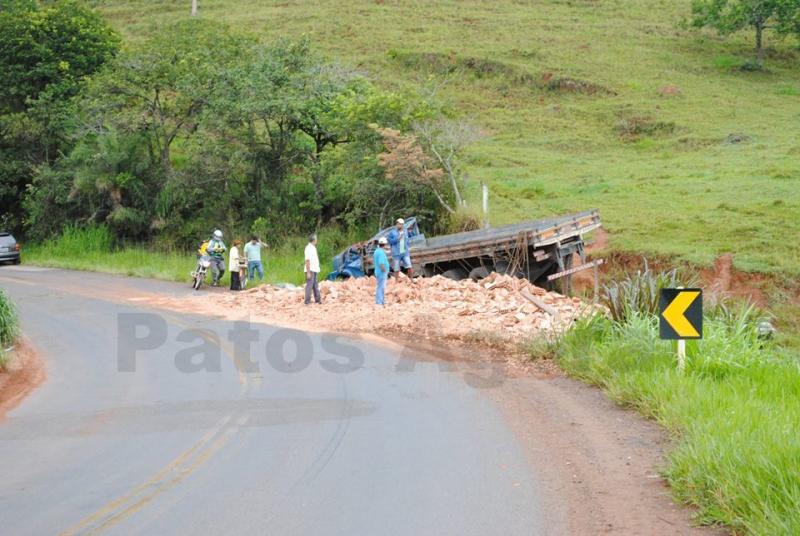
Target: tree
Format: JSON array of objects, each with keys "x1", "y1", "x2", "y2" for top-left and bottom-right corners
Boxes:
[
  {"x1": 413, "y1": 118, "x2": 482, "y2": 209},
  {"x1": 690, "y1": 0, "x2": 800, "y2": 67},
  {"x1": 375, "y1": 126, "x2": 454, "y2": 214},
  {"x1": 294, "y1": 64, "x2": 361, "y2": 221},
  {"x1": 84, "y1": 19, "x2": 250, "y2": 173},
  {"x1": 0, "y1": 0, "x2": 119, "y2": 114},
  {"x1": 0, "y1": 0, "x2": 118, "y2": 233},
  {"x1": 23, "y1": 30, "x2": 453, "y2": 243}
]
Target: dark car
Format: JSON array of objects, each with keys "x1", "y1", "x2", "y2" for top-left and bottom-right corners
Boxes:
[{"x1": 0, "y1": 232, "x2": 21, "y2": 265}]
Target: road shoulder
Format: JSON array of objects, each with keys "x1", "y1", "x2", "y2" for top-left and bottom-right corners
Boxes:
[{"x1": 0, "y1": 338, "x2": 46, "y2": 421}]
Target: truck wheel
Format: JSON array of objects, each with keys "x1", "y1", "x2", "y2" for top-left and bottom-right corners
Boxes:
[
  {"x1": 468, "y1": 266, "x2": 490, "y2": 281},
  {"x1": 441, "y1": 267, "x2": 469, "y2": 281},
  {"x1": 13, "y1": 258, "x2": 20, "y2": 265},
  {"x1": 493, "y1": 260, "x2": 511, "y2": 275}
]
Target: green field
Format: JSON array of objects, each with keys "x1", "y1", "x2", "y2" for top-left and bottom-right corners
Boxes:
[{"x1": 89, "y1": 0, "x2": 800, "y2": 276}]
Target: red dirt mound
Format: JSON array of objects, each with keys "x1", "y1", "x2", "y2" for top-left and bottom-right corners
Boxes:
[{"x1": 0, "y1": 339, "x2": 46, "y2": 421}]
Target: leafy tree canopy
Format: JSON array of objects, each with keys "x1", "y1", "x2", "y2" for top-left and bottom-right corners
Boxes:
[
  {"x1": 0, "y1": 0, "x2": 119, "y2": 113},
  {"x1": 690, "y1": 0, "x2": 800, "y2": 66},
  {"x1": 0, "y1": 0, "x2": 118, "y2": 232}
]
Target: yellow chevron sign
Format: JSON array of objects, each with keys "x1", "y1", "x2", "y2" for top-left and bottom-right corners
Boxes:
[{"x1": 659, "y1": 289, "x2": 703, "y2": 340}]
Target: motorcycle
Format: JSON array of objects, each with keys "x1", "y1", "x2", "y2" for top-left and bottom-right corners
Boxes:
[{"x1": 191, "y1": 255, "x2": 212, "y2": 290}]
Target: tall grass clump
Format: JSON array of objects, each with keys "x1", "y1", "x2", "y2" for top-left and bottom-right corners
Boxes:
[
  {"x1": 38, "y1": 224, "x2": 114, "y2": 257},
  {"x1": 0, "y1": 290, "x2": 19, "y2": 370},
  {"x1": 550, "y1": 271, "x2": 800, "y2": 534},
  {"x1": 601, "y1": 260, "x2": 688, "y2": 322}
]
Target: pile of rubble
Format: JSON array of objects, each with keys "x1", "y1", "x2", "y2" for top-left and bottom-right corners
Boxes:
[{"x1": 219, "y1": 273, "x2": 603, "y2": 344}]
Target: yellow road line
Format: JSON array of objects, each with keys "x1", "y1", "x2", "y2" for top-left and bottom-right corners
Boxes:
[
  {"x1": 84, "y1": 414, "x2": 250, "y2": 535},
  {"x1": 60, "y1": 315, "x2": 256, "y2": 535},
  {"x1": 59, "y1": 414, "x2": 233, "y2": 536}
]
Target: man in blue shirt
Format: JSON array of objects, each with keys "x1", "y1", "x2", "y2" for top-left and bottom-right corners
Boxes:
[
  {"x1": 244, "y1": 236, "x2": 268, "y2": 283},
  {"x1": 387, "y1": 217, "x2": 414, "y2": 282},
  {"x1": 373, "y1": 237, "x2": 390, "y2": 305}
]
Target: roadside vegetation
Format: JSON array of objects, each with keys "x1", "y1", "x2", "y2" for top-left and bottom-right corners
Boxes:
[
  {"x1": 85, "y1": 0, "x2": 800, "y2": 277},
  {"x1": 23, "y1": 225, "x2": 359, "y2": 286},
  {"x1": 2, "y1": 0, "x2": 799, "y2": 277},
  {"x1": 0, "y1": 290, "x2": 19, "y2": 371},
  {"x1": 536, "y1": 267, "x2": 800, "y2": 534},
  {"x1": 4, "y1": 1, "x2": 479, "y2": 252}
]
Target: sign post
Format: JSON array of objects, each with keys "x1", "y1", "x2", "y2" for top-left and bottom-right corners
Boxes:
[{"x1": 659, "y1": 288, "x2": 703, "y2": 372}]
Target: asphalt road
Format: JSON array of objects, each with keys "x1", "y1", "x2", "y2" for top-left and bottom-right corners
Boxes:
[{"x1": 0, "y1": 266, "x2": 550, "y2": 535}]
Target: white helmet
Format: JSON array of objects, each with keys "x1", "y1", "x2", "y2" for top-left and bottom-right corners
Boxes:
[
  {"x1": 213, "y1": 229, "x2": 223, "y2": 239},
  {"x1": 378, "y1": 237, "x2": 388, "y2": 245}
]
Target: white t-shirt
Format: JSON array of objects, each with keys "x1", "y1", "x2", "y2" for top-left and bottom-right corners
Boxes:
[
  {"x1": 228, "y1": 246, "x2": 240, "y2": 272},
  {"x1": 304, "y1": 243, "x2": 320, "y2": 273}
]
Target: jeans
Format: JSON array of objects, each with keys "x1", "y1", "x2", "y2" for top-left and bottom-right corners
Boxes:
[
  {"x1": 210, "y1": 257, "x2": 225, "y2": 284},
  {"x1": 305, "y1": 272, "x2": 321, "y2": 304},
  {"x1": 230, "y1": 271, "x2": 241, "y2": 291},
  {"x1": 375, "y1": 276, "x2": 386, "y2": 305},
  {"x1": 391, "y1": 253, "x2": 412, "y2": 272},
  {"x1": 247, "y1": 260, "x2": 264, "y2": 281}
]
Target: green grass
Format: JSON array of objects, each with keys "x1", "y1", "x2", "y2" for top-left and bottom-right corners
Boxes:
[
  {"x1": 0, "y1": 289, "x2": 19, "y2": 370},
  {"x1": 554, "y1": 310, "x2": 800, "y2": 535},
  {"x1": 88, "y1": 0, "x2": 800, "y2": 276},
  {"x1": 24, "y1": 225, "x2": 359, "y2": 287}
]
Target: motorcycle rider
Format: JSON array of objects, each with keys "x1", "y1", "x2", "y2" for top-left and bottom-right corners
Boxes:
[{"x1": 206, "y1": 229, "x2": 227, "y2": 286}]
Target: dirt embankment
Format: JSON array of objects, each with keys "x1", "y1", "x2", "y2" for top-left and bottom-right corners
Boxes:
[
  {"x1": 575, "y1": 229, "x2": 785, "y2": 308},
  {"x1": 0, "y1": 339, "x2": 45, "y2": 421}
]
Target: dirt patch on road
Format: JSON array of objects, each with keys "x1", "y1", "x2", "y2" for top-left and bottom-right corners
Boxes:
[{"x1": 0, "y1": 339, "x2": 45, "y2": 421}]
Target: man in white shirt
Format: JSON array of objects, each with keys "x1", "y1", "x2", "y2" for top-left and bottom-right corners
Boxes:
[{"x1": 304, "y1": 233, "x2": 321, "y2": 305}]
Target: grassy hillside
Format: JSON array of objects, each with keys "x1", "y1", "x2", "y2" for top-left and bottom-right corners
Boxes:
[{"x1": 90, "y1": 0, "x2": 800, "y2": 275}]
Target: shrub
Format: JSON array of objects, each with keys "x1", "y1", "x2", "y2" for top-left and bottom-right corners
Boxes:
[
  {"x1": 0, "y1": 289, "x2": 17, "y2": 347},
  {"x1": 447, "y1": 208, "x2": 483, "y2": 233},
  {"x1": 0, "y1": 290, "x2": 18, "y2": 369},
  {"x1": 601, "y1": 260, "x2": 688, "y2": 322}
]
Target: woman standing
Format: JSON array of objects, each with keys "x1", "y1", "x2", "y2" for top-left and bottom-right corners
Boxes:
[{"x1": 229, "y1": 239, "x2": 243, "y2": 291}]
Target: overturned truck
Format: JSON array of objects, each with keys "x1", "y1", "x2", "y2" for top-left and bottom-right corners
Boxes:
[{"x1": 328, "y1": 209, "x2": 602, "y2": 291}]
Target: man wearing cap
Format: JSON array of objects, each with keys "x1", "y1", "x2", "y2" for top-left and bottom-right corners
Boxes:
[
  {"x1": 373, "y1": 237, "x2": 390, "y2": 305},
  {"x1": 387, "y1": 218, "x2": 414, "y2": 282}
]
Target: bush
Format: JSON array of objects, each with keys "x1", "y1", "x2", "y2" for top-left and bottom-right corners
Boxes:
[
  {"x1": 0, "y1": 289, "x2": 17, "y2": 347},
  {"x1": 601, "y1": 260, "x2": 689, "y2": 322},
  {"x1": 446, "y1": 207, "x2": 484, "y2": 233},
  {"x1": 0, "y1": 289, "x2": 18, "y2": 369}
]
